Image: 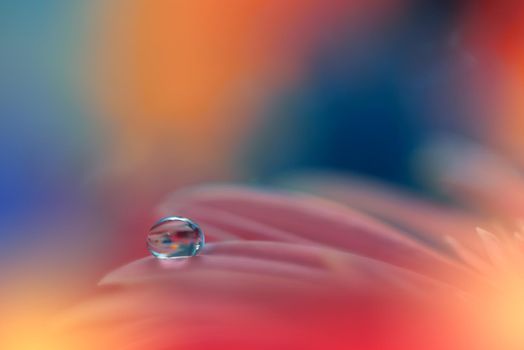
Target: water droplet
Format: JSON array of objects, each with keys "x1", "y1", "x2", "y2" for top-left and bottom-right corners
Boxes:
[{"x1": 147, "y1": 217, "x2": 205, "y2": 259}]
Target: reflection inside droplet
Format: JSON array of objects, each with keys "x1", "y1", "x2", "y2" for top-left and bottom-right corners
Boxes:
[{"x1": 147, "y1": 217, "x2": 205, "y2": 259}]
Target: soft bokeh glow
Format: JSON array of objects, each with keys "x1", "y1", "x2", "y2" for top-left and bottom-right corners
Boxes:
[{"x1": 3, "y1": 0, "x2": 524, "y2": 348}]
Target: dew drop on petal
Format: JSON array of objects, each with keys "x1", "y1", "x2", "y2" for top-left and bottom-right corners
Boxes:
[{"x1": 147, "y1": 217, "x2": 205, "y2": 259}]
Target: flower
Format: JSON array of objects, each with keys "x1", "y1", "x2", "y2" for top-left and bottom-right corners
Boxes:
[{"x1": 52, "y1": 144, "x2": 524, "y2": 349}]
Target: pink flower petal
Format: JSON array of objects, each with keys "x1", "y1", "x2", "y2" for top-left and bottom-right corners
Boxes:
[
  {"x1": 56, "y1": 240, "x2": 472, "y2": 350},
  {"x1": 284, "y1": 172, "x2": 488, "y2": 256},
  {"x1": 157, "y1": 185, "x2": 482, "y2": 289}
]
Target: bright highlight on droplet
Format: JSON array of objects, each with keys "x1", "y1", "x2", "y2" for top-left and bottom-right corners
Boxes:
[{"x1": 147, "y1": 216, "x2": 205, "y2": 259}]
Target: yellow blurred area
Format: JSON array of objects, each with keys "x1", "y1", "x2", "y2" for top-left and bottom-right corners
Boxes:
[
  {"x1": 0, "y1": 268, "x2": 117, "y2": 350},
  {"x1": 1, "y1": 310, "x2": 91, "y2": 350},
  {"x1": 0, "y1": 293, "x2": 101, "y2": 350},
  {"x1": 481, "y1": 281, "x2": 524, "y2": 349}
]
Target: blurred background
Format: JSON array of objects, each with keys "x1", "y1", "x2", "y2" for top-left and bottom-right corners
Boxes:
[{"x1": 1, "y1": 0, "x2": 524, "y2": 317}]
